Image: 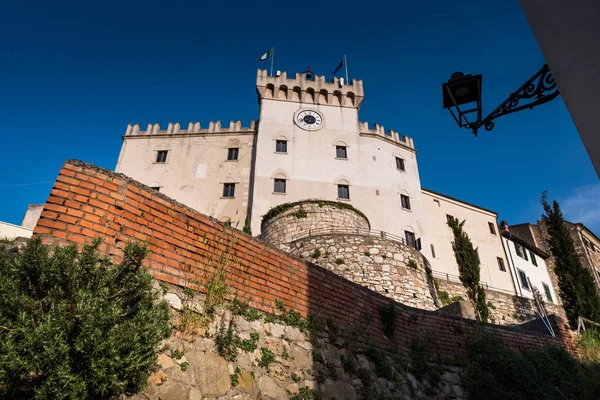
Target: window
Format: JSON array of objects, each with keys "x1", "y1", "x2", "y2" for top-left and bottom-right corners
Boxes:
[
  {"x1": 274, "y1": 178, "x2": 286, "y2": 193},
  {"x1": 488, "y1": 222, "x2": 496, "y2": 235},
  {"x1": 497, "y1": 257, "x2": 506, "y2": 272},
  {"x1": 336, "y1": 146, "x2": 347, "y2": 159},
  {"x1": 517, "y1": 269, "x2": 530, "y2": 291},
  {"x1": 431, "y1": 244, "x2": 436, "y2": 258},
  {"x1": 396, "y1": 157, "x2": 405, "y2": 171},
  {"x1": 522, "y1": 246, "x2": 529, "y2": 261},
  {"x1": 337, "y1": 184, "x2": 350, "y2": 199},
  {"x1": 446, "y1": 214, "x2": 455, "y2": 224},
  {"x1": 514, "y1": 242, "x2": 525, "y2": 258},
  {"x1": 222, "y1": 183, "x2": 235, "y2": 198},
  {"x1": 275, "y1": 140, "x2": 287, "y2": 153},
  {"x1": 150, "y1": 186, "x2": 161, "y2": 192},
  {"x1": 401, "y1": 195, "x2": 411, "y2": 210},
  {"x1": 405, "y1": 231, "x2": 416, "y2": 248},
  {"x1": 543, "y1": 283, "x2": 553, "y2": 303},
  {"x1": 530, "y1": 251, "x2": 538, "y2": 266},
  {"x1": 227, "y1": 148, "x2": 239, "y2": 161},
  {"x1": 156, "y1": 150, "x2": 168, "y2": 163}
]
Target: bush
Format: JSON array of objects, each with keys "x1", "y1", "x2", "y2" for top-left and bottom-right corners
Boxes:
[
  {"x1": 463, "y1": 334, "x2": 600, "y2": 400},
  {"x1": 0, "y1": 238, "x2": 171, "y2": 399}
]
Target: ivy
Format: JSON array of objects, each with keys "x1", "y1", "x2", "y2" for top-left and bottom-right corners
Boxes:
[{"x1": 261, "y1": 200, "x2": 370, "y2": 227}]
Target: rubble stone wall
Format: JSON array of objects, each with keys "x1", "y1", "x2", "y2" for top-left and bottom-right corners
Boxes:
[{"x1": 289, "y1": 234, "x2": 439, "y2": 311}]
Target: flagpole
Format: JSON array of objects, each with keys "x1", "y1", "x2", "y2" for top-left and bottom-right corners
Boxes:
[
  {"x1": 344, "y1": 54, "x2": 349, "y2": 83},
  {"x1": 271, "y1": 47, "x2": 274, "y2": 77}
]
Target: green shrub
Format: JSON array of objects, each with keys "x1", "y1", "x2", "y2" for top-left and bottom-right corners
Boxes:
[
  {"x1": 215, "y1": 322, "x2": 238, "y2": 361},
  {"x1": 0, "y1": 238, "x2": 171, "y2": 399},
  {"x1": 378, "y1": 302, "x2": 397, "y2": 338},
  {"x1": 464, "y1": 334, "x2": 600, "y2": 400},
  {"x1": 577, "y1": 327, "x2": 600, "y2": 363},
  {"x1": 258, "y1": 347, "x2": 275, "y2": 369}
]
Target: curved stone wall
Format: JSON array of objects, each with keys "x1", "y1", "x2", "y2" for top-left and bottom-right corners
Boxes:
[
  {"x1": 289, "y1": 234, "x2": 439, "y2": 310},
  {"x1": 260, "y1": 201, "x2": 369, "y2": 248}
]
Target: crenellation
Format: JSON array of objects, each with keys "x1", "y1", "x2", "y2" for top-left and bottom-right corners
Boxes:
[
  {"x1": 124, "y1": 120, "x2": 257, "y2": 136},
  {"x1": 359, "y1": 121, "x2": 415, "y2": 150},
  {"x1": 256, "y1": 69, "x2": 364, "y2": 108}
]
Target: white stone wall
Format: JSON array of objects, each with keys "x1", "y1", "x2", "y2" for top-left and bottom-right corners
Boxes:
[
  {"x1": 422, "y1": 189, "x2": 516, "y2": 294},
  {"x1": 115, "y1": 131, "x2": 254, "y2": 230},
  {"x1": 0, "y1": 221, "x2": 33, "y2": 239},
  {"x1": 290, "y1": 234, "x2": 439, "y2": 311},
  {"x1": 251, "y1": 95, "x2": 428, "y2": 252},
  {"x1": 503, "y1": 237, "x2": 558, "y2": 303},
  {"x1": 260, "y1": 202, "x2": 370, "y2": 247},
  {"x1": 20, "y1": 204, "x2": 44, "y2": 230}
]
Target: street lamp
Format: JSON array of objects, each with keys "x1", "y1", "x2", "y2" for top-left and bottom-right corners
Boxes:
[{"x1": 442, "y1": 64, "x2": 560, "y2": 136}]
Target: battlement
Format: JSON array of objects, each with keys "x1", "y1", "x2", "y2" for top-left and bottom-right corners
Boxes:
[
  {"x1": 256, "y1": 69, "x2": 364, "y2": 108},
  {"x1": 359, "y1": 121, "x2": 415, "y2": 150},
  {"x1": 124, "y1": 120, "x2": 257, "y2": 136}
]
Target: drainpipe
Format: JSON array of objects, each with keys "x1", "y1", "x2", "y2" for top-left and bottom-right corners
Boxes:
[{"x1": 500, "y1": 224, "x2": 523, "y2": 297}]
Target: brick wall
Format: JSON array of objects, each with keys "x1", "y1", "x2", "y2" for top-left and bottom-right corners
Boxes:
[{"x1": 33, "y1": 160, "x2": 575, "y2": 363}]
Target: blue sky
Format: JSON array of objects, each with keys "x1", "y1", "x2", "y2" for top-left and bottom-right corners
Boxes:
[{"x1": 1, "y1": 0, "x2": 598, "y2": 233}]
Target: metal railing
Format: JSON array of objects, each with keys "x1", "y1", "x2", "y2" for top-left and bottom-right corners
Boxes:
[
  {"x1": 431, "y1": 270, "x2": 516, "y2": 295},
  {"x1": 290, "y1": 226, "x2": 420, "y2": 250}
]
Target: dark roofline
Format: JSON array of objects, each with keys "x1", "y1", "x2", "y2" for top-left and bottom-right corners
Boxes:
[
  {"x1": 511, "y1": 220, "x2": 600, "y2": 246},
  {"x1": 421, "y1": 187, "x2": 498, "y2": 216},
  {"x1": 501, "y1": 230, "x2": 550, "y2": 259}
]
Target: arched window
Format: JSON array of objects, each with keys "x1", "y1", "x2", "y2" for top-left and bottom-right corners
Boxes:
[
  {"x1": 272, "y1": 172, "x2": 287, "y2": 194},
  {"x1": 336, "y1": 178, "x2": 350, "y2": 200},
  {"x1": 345, "y1": 91, "x2": 355, "y2": 107},
  {"x1": 265, "y1": 83, "x2": 275, "y2": 98},
  {"x1": 275, "y1": 136, "x2": 288, "y2": 153}
]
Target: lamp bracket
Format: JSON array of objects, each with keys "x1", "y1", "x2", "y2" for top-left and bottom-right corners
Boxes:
[{"x1": 472, "y1": 64, "x2": 559, "y2": 135}]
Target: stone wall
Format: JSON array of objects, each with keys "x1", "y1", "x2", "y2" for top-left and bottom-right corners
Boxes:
[
  {"x1": 33, "y1": 160, "x2": 576, "y2": 365},
  {"x1": 260, "y1": 201, "x2": 370, "y2": 249},
  {"x1": 435, "y1": 278, "x2": 566, "y2": 326},
  {"x1": 134, "y1": 283, "x2": 465, "y2": 400},
  {"x1": 289, "y1": 234, "x2": 439, "y2": 311}
]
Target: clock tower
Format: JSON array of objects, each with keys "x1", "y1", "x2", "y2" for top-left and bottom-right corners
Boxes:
[{"x1": 250, "y1": 70, "x2": 427, "y2": 255}]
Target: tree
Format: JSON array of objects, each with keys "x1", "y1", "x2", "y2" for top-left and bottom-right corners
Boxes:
[
  {"x1": 0, "y1": 238, "x2": 171, "y2": 399},
  {"x1": 447, "y1": 217, "x2": 489, "y2": 322},
  {"x1": 541, "y1": 192, "x2": 600, "y2": 326}
]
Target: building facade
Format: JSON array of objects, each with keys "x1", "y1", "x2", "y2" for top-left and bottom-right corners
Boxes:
[
  {"x1": 421, "y1": 188, "x2": 515, "y2": 294},
  {"x1": 500, "y1": 223, "x2": 558, "y2": 304},
  {"x1": 116, "y1": 69, "x2": 429, "y2": 254}
]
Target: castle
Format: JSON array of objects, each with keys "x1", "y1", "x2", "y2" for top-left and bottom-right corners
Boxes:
[{"x1": 113, "y1": 69, "x2": 599, "y2": 324}]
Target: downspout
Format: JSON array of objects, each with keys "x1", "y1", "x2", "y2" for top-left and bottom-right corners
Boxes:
[{"x1": 501, "y1": 229, "x2": 523, "y2": 297}]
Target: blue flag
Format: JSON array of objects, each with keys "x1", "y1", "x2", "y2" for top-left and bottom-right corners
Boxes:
[{"x1": 332, "y1": 58, "x2": 344, "y2": 75}]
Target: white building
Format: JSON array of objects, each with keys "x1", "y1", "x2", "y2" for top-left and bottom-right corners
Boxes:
[
  {"x1": 421, "y1": 188, "x2": 516, "y2": 294},
  {"x1": 500, "y1": 223, "x2": 558, "y2": 304},
  {"x1": 116, "y1": 69, "x2": 429, "y2": 253}
]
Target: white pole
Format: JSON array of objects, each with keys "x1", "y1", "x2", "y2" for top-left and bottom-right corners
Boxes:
[
  {"x1": 271, "y1": 47, "x2": 274, "y2": 77},
  {"x1": 344, "y1": 54, "x2": 349, "y2": 83}
]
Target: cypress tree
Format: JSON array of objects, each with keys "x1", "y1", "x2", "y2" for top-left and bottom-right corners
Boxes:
[
  {"x1": 447, "y1": 217, "x2": 489, "y2": 322},
  {"x1": 541, "y1": 191, "x2": 600, "y2": 325}
]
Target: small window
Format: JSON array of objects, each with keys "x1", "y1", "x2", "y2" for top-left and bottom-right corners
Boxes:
[
  {"x1": 517, "y1": 269, "x2": 530, "y2": 291},
  {"x1": 156, "y1": 150, "x2": 168, "y2": 163},
  {"x1": 337, "y1": 184, "x2": 350, "y2": 199},
  {"x1": 222, "y1": 183, "x2": 235, "y2": 198},
  {"x1": 405, "y1": 231, "x2": 416, "y2": 248},
  {"x1": 227, "y1": 148, "x2": 239, "y2": 161},
  {"x1": 543, "y1": 283, "x2": 553, "y2": 303},
  {"x1": 530, "y1": 251, "x2": 538, "y2": 266},
  {"x1": 396, "y1": 157, "x2": 405, "y2": 171},
  {"x1": 522, "y1": 247, "x2": 529, "y2": 261},
  {"x1": 514, "y1": 242, "x2": 523, "y2": 258},
  {"x1": 488, "y1": 222, "x2": 496, "y2": 235},
  {"x1": 336, "y1": 146, "x2": 347, "y2": 159},
  {"x1": 446, "y1": 214, "x2": 455, "y2": 224},
  {"x1": 274, "y1": 178, "x2": 286, "y2": 193},
  {"x1": 431, "y1": 244, "x2": 436, "y2": 258},
  {"x1": 497, "y1": 257, "x2": 506, "y2": 272},
  {"x1": 276, "y1": 140, "x2": 287, "y2": 153},
  {"x1": 401, "y1": 195, "x2": 411, "y2": 210}
]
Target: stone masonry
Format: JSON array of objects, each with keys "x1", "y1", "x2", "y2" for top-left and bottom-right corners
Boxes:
[
  {"x1": 260, "y1": 201, "x2": 370, "y2": 250},
  {"x1": 435, "y1": 278, "x2": 566, "y2": 326},
  {"x1": 290, "y1": 234, "x2": 439, "y2": 311}
]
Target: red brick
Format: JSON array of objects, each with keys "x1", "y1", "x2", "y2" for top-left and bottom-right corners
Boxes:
[
  {"x1": 104, "y1": 182, "x2": 118, "y2": 192},
  {"x1": 57, "y1": 175, "x2": 80, "y2": 185},
  {"x1": 33, "y1": 226, "x2": 51, "y2": 235},
  {"x1": 59, "y1": 168, "x2": 77, "y2": 177},
  {"x1": 88, "y1": 199, "x2": 109, "y2": 210},
  {"x1": 53, "y1": 231, "x2": 68, "y2": 239},
  {"x1": 67, "y1": 225, "x2": 82, "y2": 234},
  {"x1": 58, "y1": 214, "x2": 78, "y2": 224},
  {"x1": 50, "y1": 189, "x2": 70, "y2": 198},
  {"x1": 66, "y1": 208, "x2": 84, "y2": 218},
  {"x1": 64, "y1": 200, "x2": 82, "y2": 210},
  {"x1": 71, "y1": 186, "x2": 91, "y2": 197},
  {"x1": 37, "y1": 219, "x2": 66, "y2": 230},
  {"x1": 67, "y1": 234, "x2": 86, "y2": 244}
]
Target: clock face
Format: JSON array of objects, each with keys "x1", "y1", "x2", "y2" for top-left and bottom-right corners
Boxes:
[{"x1": 295, "y1": 109, "x2": 324, "y2": 131}]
